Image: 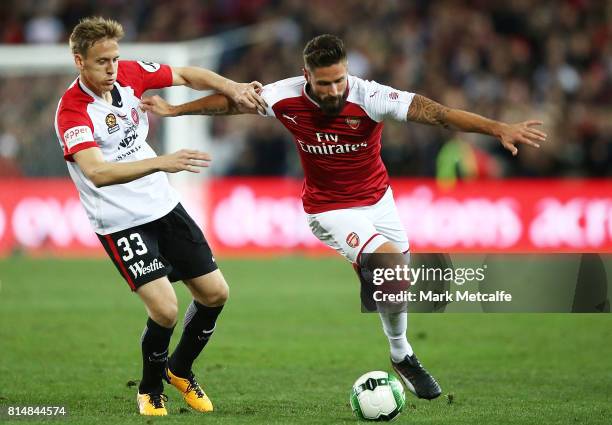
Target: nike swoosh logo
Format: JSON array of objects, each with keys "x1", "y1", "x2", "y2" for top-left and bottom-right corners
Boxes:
[
  {"x1": 369, "y1": 91, "x2": 378, "y2": 98},
  {"x1": 197, "y1": 328, "x2": 215, "y2": 341}
]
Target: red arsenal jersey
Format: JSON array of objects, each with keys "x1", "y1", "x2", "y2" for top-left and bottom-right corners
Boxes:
[{"x1": 260, "y1": 75, "x2": 414, "y2": 214}]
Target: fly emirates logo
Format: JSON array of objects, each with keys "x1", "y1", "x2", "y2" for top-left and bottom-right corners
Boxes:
[{"x1": 297, "y1": 132, "x2": 367, "y2": 155}]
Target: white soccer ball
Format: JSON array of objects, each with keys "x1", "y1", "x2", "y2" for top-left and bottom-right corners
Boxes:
[{"x1": 350, "y1": 371, "x2": 406, "y2": 421}]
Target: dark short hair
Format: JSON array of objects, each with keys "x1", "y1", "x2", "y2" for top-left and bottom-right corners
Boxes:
[{"x1": 303, "y1": 34, "x2": 347, "y2": 70}]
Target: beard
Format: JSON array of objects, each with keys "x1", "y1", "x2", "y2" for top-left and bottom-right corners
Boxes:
[
  {"x1": 307, "y1": 85, "x2": 346, "y2": 116},
  {"x1": 318, "y1": 95, "x2": 346, "y2": 115}
]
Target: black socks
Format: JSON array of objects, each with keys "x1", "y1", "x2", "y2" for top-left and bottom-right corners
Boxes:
[
  {"x1": 139, "y1": 318, "x2": 174, "y2": 394},
  {"x1": 168, "y1": 301, "x2": 224, "y2": 378}
]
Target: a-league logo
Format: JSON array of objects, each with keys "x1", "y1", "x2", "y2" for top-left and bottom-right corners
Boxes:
[{"x1": 105, "y1": 113, "x2": 120, "y2": 134}]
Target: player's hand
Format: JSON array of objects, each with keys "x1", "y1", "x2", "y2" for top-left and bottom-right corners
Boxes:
[
  {"x1": 157, "y1": 149, "x2": 211, "y2": 173},
  {"x1": 222, "y1": 81, "x2": 267, "y2": 114},
  {"x1": 498, "y1": 120, "x2": 547, "y2": 156},
  {"x1": 140, "y1": 95, "x2": 177, "y2": 117}
]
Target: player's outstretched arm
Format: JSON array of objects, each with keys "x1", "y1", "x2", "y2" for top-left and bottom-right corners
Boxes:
[
  {"x1": 73, "y1": 146, "x2": 211, "y2": 187},
  {"x1": 407, "y1": 94, "x2": 547, "y2": 156},
  {"x1": 170, "y1": 67, "x2": 266, "y2": 113},
  {"x1": 140, "y1": 93, "x2": 257, "y2": 117}
]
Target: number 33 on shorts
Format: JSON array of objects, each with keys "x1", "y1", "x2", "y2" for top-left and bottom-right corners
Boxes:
[
  {"x1": 96, "y1": 203, "x2": 218, "y2": 292},
  {"x1": 116, "y1": 233, "x2": 148, "y2": 261},
  {"x1": 98, "y1": 226, "x2": 170, "y2": 291}
]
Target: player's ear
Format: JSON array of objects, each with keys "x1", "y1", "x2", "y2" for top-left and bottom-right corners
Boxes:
[
  {"x1": 302, "y1": 67, "x2": 309, "y2": 82},
  {"x1": 74, "y1": 54, "x2": 84, "y2": 71}
]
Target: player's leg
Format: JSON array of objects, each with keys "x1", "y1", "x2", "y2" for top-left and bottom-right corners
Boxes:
[
  {"x1": 365, "y1": 241, "x2": 441, "y2": 400},
  {"x1": 98, "y1": 224, "x2": 176, "y2": 415},
  {"x1": 135, "y1": 277, "x2": 178, "y2": 414},
  {"x1": 308, "y1": 207, "x2": 402, "y2": 354},
  {"x1": 157, "y1": 203, "x2": 224, "y2": 412},
  {"x1": 170, "y1": 270, "x2": 228, "y2": 377},
  {"x1": 308, "y1": 196, "x2": 441, "y2": 399},
  {"x1": 162, "y1": 271, "x2": 227, "y2": 413},
  {"x1": 365, "y1": 188, "x2": 413, "y2": 363},
  {"x1": 307, "y1": 203, "x2": 403, "y2": 309},
  {"x1": 365, "y1": 241, "x2": 413, "y2": 362},
  {"x1": 369, "y1": 188, "x2": 441, "y2": 399}
]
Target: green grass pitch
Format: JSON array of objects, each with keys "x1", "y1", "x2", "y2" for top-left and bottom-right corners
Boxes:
[{"x1": 1, "y1": 257, "x2": 611, "y2": 424}]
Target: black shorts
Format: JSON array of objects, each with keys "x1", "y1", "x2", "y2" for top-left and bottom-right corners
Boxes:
[{"x1": 98, "y1": 203, "x2": 218, "y2": 291}]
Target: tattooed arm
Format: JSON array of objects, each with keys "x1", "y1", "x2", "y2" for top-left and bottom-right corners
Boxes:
[
  {"x1": 407, "y1": 94, "x2": 547, "y2": 156},
  {"x1": 140, "y1": 93, "x2": 257, "y2": 117}
]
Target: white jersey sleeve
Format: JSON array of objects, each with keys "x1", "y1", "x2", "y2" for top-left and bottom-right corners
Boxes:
[
  {"x1": 259, "y1": 84, "x2": 277, "y2": 117},
  {"x1": 362, "y1": 80, "x2": 415, "y2": 122},
  {"x1": 258, "y1": 76, "x2": 306, "y2": 118}
]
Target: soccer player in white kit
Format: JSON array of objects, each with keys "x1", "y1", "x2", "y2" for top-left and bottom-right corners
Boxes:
[
  {"x1": 142, "y1": 34, "x2": 547, "y2": 400},
  {"x1": 54, "y1": 17, "x2": 266, "y2": 416}
]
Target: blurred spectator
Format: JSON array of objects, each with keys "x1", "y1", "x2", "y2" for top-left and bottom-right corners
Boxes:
[
  {"x1": 436, "y1": 136, "x2": 501, "y2": 186},
  {"x1": 0, "y1": 0, "x2": 610, "y2": 178},
  {"x1": 0, "y1": 127, "x2": 22, "y2": 177},
  {"x1": 24, "y1": 1, "x2": 65, "y2": 43}
]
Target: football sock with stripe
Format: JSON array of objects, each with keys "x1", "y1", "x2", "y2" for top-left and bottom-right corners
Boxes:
[
  {"x1": 169, "y1": 301, "x2": 224, "y2": 378},
  {"x1": 139, "y1": 317, "x2": 174, "y2": 394}
]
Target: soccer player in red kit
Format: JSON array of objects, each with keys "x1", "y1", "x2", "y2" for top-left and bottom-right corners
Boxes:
[
  {"x1": 55, "y1": 17, "x2": 266, "y2": 416},
  {"x1": 142, "y1": 34, "x2": 546, "y2": 400}
]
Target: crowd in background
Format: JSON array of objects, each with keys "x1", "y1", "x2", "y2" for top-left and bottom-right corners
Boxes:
[{"x1": 0, "y1": 0, "x2": 610, "y2": 178}]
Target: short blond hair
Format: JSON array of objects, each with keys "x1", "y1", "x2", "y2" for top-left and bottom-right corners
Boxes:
[{"x1": 69, "y1": 17, "x2": 124, "y2": 56}]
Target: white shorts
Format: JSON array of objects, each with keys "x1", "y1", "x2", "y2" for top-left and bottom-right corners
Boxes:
[{"x1": 307, "y1": 187, "x2": 409, "y2": 264}]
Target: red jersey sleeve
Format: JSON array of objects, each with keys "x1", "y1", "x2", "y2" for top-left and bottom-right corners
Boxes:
[
  {"x1": 56, "y1": 102, "x2": 98, "y2": 162},
  {"x1": 117, "y1": 60, "x2": 173, "y2": 97}
]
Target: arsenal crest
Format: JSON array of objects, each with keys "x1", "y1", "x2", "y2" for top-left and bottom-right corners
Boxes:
[
  {"x1": 346, "y1": 232, "x2": 360, "y2": 248},
  {"x1": 345, "y1": 117, "x2": 360, "y2": 130}
]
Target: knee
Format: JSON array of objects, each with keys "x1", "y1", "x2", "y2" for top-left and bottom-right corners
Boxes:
[
  {"x1": 202, "y1": 282, "x2": 229, "y2": 307},
  {"x1": 362, "y1": 243, "x2": 406, "y2": 271},
  {"x1": 150, "y1": 301, "x2": 178, "y2": 328}
]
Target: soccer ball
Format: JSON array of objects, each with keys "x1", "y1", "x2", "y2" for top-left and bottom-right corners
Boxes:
[{"x1": 350, "y1": 371, "x2": 406, "y2": 421}]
